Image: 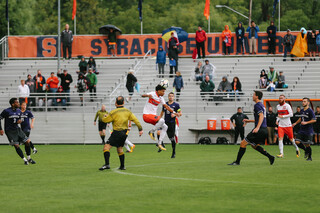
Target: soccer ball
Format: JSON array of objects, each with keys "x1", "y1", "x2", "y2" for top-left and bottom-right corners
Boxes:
[{"x1": 160, "y1": 79, "x2": 169, "y2": 88}]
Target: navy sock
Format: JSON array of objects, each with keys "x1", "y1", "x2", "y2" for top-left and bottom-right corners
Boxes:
[
  {"x1": 236, "y1": 147, "x2": 246, "y2": 164},
  {"x1": 15, "y1": 146, "x2": 24, "y2": 159},
  {"x1": 297, "y1": 143, "x2": 306, "y2": 151},
  {"x1": 29, "y1": 141, "x2": 35, "y2": 149},
  {"x1": 25, "y1": 144, "x2": 31, "y2": 156},
  {"x1": 255, "y1": 146, "x2": 272, "y2": 158}
]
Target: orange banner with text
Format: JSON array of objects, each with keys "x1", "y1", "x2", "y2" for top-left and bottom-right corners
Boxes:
[{"x1": 8, "y1": 32, "x2": 300, "y2": 58}]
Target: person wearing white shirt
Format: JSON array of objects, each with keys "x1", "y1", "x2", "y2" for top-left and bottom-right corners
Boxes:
[
  {"x1": 17, "y1": 80, "x2": 30, "y2": 105},
  {"x1": 276, "y1": 94, "x2": 300, "y2": 158}
]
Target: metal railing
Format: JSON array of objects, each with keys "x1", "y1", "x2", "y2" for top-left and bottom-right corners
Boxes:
[
  {"x1": 0, "y1": 36, "x2": 8, "y2": 62},
  {"x1": 108, "y1": 50, "x2": 152, "y2": 110}
]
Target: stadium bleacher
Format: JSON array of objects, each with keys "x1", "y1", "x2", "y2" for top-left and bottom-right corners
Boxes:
[{"x1": 0, "y1": 56, "x2": 320, "y2": 144}]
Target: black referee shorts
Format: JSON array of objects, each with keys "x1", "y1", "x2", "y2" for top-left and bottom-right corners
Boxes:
[
  {"x1": 6, "y1": 128, "x2": 29, "y2": 146},
  {"x1": 106, "y1": 130, "x2": 128, "y2": 148},
  {"x1": 98, "y1": 121, "x2": 107, "y2": 131},
  {"x1": 166, "y1": 122, "x2": 176, "y2": 139},
  {"x1": 245, "y1": 127, "x2": 268, "y2": 146}
]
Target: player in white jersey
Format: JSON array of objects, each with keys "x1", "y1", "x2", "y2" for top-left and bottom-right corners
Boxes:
[
  {"x1": 276, "y1": 94, "x2": 300, "y2": 158},
  {"x1": 141, "y1": 85, "x2": 176, "y2": 151}
]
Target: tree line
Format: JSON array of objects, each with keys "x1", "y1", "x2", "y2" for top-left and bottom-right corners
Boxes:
[{"x1": 0, "y1": 0, "x2": 319, "y2": 38}]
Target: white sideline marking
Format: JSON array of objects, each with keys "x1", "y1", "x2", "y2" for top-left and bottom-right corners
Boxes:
[{"x1": 112, "y1": 161, "x2": 278, "y2": 186}]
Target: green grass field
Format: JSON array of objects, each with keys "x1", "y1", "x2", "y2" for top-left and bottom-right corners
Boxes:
[{"x1": 0, "y1": 144, "x2": 319, "y2": 213}]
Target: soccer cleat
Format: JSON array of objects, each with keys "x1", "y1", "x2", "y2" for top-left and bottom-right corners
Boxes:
[
  {"x1": 296, "y1": 150, "x2": 300, "y2": 158},
  {"x1": 28, "y1": 159, "x2": 36, "y2": 164},
  {"x1": 158, "y1": 144, "x2": 166, "y2": 151},
  {"x1": 126, "y1": 150, "x2": 131, "y2": 153},
  {"x1": 228, "y1": 161, "x2": 240, "y2": 166},
  {"x1": 171, "y1": 153, "x2": 176, "y2": 158},
  {"x1": 276, "y1": 154, "x2": 284, "y2": 158},
  {"x1": 99, "y1": 164, "x2": 110, "y2": 171},
  {"x1": 118, "y1": 166, "x2": 126, "y2": 170},
  {"x1": 306, "y1": 157, "x2": 312, "y2": 161},
  {"x1": 24, "y1": 161, "x2": 29, "y2": 165},
  {"x1": 148, "y1": 131, "x2": 156, "y2": 141},
  {"x1": 157, "y1": 148, "x2": 162, "y2": 153},
  {"x1": 269, "y1": 156, "x2": 275, "y2": 165},
  {"x1": 130, "y1": 144, "x2": 136, "y2": 152},
  {"x1": 33, "y1": 149, "x2": 38, "y2": 155}
]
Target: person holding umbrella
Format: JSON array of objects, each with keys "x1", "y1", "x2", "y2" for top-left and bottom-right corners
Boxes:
[
  {"x1": 108, "y1": 29, "x2": 117, "y2": 57},
  {"x1": 168, "y1": 32, "x2": 179, "y2": 77}
]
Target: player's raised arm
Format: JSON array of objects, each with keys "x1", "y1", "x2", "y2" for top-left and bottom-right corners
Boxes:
[{"x1": 163, "y1": 103, "x2": 174, "y2": 113}]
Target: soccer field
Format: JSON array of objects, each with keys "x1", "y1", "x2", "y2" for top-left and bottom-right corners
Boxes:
[{"x1": 0, "y1": 144, "x2": 319, "y2": 213}]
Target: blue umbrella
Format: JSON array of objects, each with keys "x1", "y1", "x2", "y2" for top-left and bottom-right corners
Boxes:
[{"x1": 162, "y1": 26, "x2": 189, "y2": 43}]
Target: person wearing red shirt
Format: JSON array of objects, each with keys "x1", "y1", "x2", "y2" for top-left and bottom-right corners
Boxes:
[
  {"x1": 195, "y1": 25, "x2": 207, "y2": 59},
  {"x1": 46, "y1": 72, "x2": 60, "y2": 107}
]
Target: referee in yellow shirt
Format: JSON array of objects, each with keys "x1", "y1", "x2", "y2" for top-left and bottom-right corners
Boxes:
[
  {"x1": 94, "y1": 105, "x2": 109, "y2": 144},
  {"x1": 99, "y1": 96, "x2": 143, "y2": 170}
]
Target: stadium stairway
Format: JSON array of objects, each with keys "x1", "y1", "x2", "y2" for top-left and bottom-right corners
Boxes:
[{"x1": 0, "y1": 57, "x2": 320, "y2": 144}]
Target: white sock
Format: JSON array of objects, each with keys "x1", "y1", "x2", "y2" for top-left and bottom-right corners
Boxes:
[
  {"x1": 126, "y1": 139, "x2": 133, "y2": 147},
  {"x1": 124, "y1": 140, "x2": 130, "y2": 151},
  {"x1": 27, "y1": 155, "x2": 31, "y2": 160},
  {"x1": 291, "y1": 138, "x2": 299, "y2": 151},
  {"x1": 158, "y1": 123, "x2": 168, "y2": 145},
  {"x1": 33, "y1": 148, "x2": 37, "y2": 151},
  {"x1": 153, "y1": 118, "x2": 165, "y2": 132},
  {"x1": 279, "y1": 140, "x2": 284, "y2": 155},
  {"x1": 23, "y1": 157, "x2": 27, "y2": 162}
]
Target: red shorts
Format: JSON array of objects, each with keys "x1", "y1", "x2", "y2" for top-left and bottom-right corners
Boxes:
[
  {"x1": 143, "y1": 114, "x2": 160, "y2": 125},
  {"x1": 278, "y1": 126, "x2": 294, "y2": 139}
]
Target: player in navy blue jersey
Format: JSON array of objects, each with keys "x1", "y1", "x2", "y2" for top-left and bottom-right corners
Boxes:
[
  {"x1": 160, "y1": 92, "x2": 182, "y2": 158},
  {"x1": 228, "y1": 91, "x2": 275, "y2": 165},
  {"x1": 0, "y1": 98, "x2": 36, "y2": 165},
  {"x1": 20, "y1": 102, "x2": 37, "y2": 154},
  {"x1": 292, "y1": 97, "x2": 316, "y2": 161}
]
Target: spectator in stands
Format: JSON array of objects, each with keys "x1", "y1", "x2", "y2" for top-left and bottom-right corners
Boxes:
[
  {"x1": 222, "y1": 25, "x2": 232, "y2": 55},
  {"x1": 57, "y1": 69, "x2": 73, "y2": 103},
  {"x1": 291, "y1": 27, "x2": 308, "y2": 58},
  {"x1": 216, "y1": 76, "x2": 232, "y2": 101},
  {"x1": 231, "y1": 76, "x2": 242, "y2": 100},
  {"x1": 266, "y1": 81, "x2": 276, "y2": 92},
  {"x1": 259, "y1": 69, "x2": 268, "y2": 89},
  {"x1": 168, "y1": 32, "x2": 179, "y2": 77},
  {"x1": 314, "y1": 106, "x2": 320, "y2": 145},
  {"x1": 173, "y1": 71, "x2": 184, "y2": 102},
  {"x1": 25, "y1": 74, "x2": 36, "y2": 108},
  {"x1": 217, "y1": 76, "x2": 232, "y2": 93},
  {"x1": 291, "y1": 106, "x2": 301, "y2": 136},
  {"x1": 86, "y1": 68, "x2": 97, "y2": 102},
  {"x1": 33, "y1": 70, "x2": 46, "y2": 109},
  {"x1": 78, "y1": 56, "x2": 88, "y2": 74},
  {"x1": 75, "y1": 73, "x2": 88, "y2": 106},
  {"x1": 267, "y1": 66, "x2": 278, "y2": 87},
  {"x1": 195, "y1": 25, "x2": 207, "y2": 58},
  {"x1": 17, "y1": 80, "x2": 30, "y2": 105},
  {"x1": 126, "y1": 69, "x2": 137, "y2": 102},
  {"x1": 61, "y1": 24, "x2": 73, "y2": 60},
  {"x1": 235, "y1": 22, "x2": 245, "y2": 55},
  {"x1": 46, "y1": 72, "x2": 60, "y2": 107},
  {"x1": 267, "y1": 21, "x2": 277, "y2": 55},
  {"x1": 307, "y1": 29, "x2": 317, "y2": 60},
  {"x1": 107, "y1": 28, "x2": 117, "y2": 57},
  {"x1": 230, "y1": 107, "x2": 249, "y2": 144},
  {"x1": 246, "y1": 21, "x2": 259, "y2": 54},
  {"x1": 54, "y1": 86, "x2": 67, "y2": 111},
  {"x1": 200, "y1": 75, "x2": 215, "y2": 101},
  {"x1": 87, "y1": 56, "x2": 98, "y2": 74},
  {"x1": 317, "y1": 30, "x2": 320, "y2": 56},
  {"x1": 283, "y1": 29, "x2": 295, "y2": 61},
  {"x1": 194, "y1": 61, "x2": 203, "y2": 81},
  {"x1": 156, "y1": 45, "x2": 166, "y2": 78},
  {"x1": 267, "y1": 106, "x2": 277, "y2": 145},
  {"x1": 201, "y1": 59, "x2": 216, "y2": 80},
  {"x1": 277, "y1": 71, "x2": 286, "y2": 89}
]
